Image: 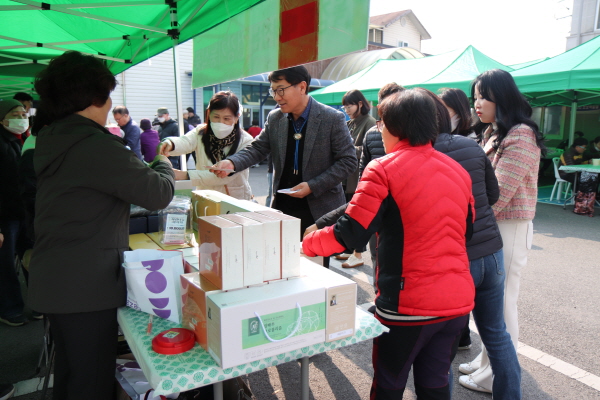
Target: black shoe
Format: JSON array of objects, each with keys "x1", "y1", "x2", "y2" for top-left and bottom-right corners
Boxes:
[
  {"x1": 458, "y1": 338, "x2": 472, "y2": 350},
  {"x1": 0, "y1": 384, "x2": 15, "y2": 400},
  {"x1": 367, "y1": 305, "x2": 376, "y2": 315},
  {"x1": 32, "y1": 311, "x2": 44, "y2": 320},
  {"x1": 0, "y1": 314, "x2": 28, "y2": 327}
]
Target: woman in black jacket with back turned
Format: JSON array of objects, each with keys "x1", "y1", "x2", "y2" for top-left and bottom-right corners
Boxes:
[{"x1": 30, "y1": 51, "x2": 175, "y2": 400}]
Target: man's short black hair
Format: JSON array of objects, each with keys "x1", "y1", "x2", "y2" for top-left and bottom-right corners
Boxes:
[
  {"x1": 268, "y1": 65, "x2": 311, "y2": 95},
  {"x1": 112, "y1": 106, "x2": 129, "y2": 115},
  {"x1": 13, "y1": 92, "x2": 34, "y2": 102},
  {"x1": 378, "y1": 83, "x2": 404, "y2": 102},
  {"x1": 593, "y1": 136, "x2": 600, "y2": 144},
  {"x1": 34, "y1": 51, "x2": 117, "y2": 124}
]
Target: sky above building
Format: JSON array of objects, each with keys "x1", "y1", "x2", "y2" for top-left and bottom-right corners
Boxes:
[{"x1": 369, "y1": 0, "x2": 573, "y2": 66}]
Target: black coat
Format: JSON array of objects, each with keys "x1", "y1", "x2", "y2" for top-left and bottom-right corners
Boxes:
[
  {"x1": 318, "y1": 133, "x2": 503, "y2": 261},
  {"x1": 434, "y1": 133, "x2": 502, "y2": 260},
  {"x1": 29, "y1": 114, "x2": 175, "y2": 313},
  {"x1": 0, "y1": 126, "x2": 24, "y2": 221},
  {"x1": 359, "y1": 126, "x2": 385, "y2": 178}
]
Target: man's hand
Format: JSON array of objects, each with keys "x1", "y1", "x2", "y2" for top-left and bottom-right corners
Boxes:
[
  {"x1": 0, "y1": 233, "x2": 4, "y2": 248},
  {"x1": 303, "y1": 224, "x2": 318, "y2": 239},
  {"x1": 211, "y1": 160, "x2": 235, "y2": 178},
  {"x1": 157, "y1": 140, "x2": 173, "y2": 157},
  {"x1": 173, "y1": 169, "x2": 189, "y2": 180},
  {"x1": 288, "y1": 182, "x2": 312, "y2": 198}
]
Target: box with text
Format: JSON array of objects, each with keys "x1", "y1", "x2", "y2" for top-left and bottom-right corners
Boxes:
[
  {"x1": 256, "y1": 210, "x2": 301, "y2": 278},
  {"x1": 220, "y1": 214, "x2": 265, "y2": 287}
]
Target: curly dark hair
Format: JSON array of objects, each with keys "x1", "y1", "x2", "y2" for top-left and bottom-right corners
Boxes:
[{"x1": 34, "y1": 51, "x2": 117, "y2": 125}]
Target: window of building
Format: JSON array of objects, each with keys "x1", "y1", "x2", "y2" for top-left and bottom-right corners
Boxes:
[
  {"x1": 368, "y1": 28, "x2": 383, "y2": 43},
  {"x1": 203, "y1": 87, "x2": 214, "y2": 112},
  {"x1": 241, "y1": 84, "x2": 276, "y2": 106},
  {"x1": 398, "y1": 41, "x2": 409, "y2": 47}
]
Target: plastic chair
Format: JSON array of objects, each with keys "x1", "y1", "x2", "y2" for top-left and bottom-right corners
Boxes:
[{"x1": 550, "y1": 157, "x2": 572, "y2": 201}]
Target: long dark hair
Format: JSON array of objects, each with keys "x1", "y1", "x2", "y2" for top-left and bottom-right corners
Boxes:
[
  {"x1": 439, "y1": 88, "x2": 472, "y2": 137},
  {"x1": 201, "y1": 91, "x2": 242, "y2": 163},
  {"x1": 471, "y1": 69, "x2": 546, "y2": 155}
]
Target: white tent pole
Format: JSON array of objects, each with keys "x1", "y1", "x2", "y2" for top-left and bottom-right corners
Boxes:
[
  {"x1": 169, "y1": 4, "x2": 186, "y2": 172},
  {"x1": 568, "y1": 92, "x2": 577, "y2": 148}
]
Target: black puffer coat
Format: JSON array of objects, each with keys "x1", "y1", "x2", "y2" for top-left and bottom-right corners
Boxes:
[
  {"x1": 434, "y1": 133, "x2": 502, "y2": 260},
  {"x1": 359, "y1": 126, "x2": 385, "y2": 178},
  {"x1": 0, "y1": 126, "x2": 24, "y2": 221},
  {"x1": 318, "y1": 133, "x2": 503, "y2": 261}
]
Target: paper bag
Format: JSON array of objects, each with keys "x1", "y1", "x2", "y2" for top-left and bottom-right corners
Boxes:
[{"x1": 123, "y1": 249, "x2": 184, "y2": 323}]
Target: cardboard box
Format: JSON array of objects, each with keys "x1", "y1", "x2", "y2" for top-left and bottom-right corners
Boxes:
[
  {"x1": 219, "y1": 215, "x2": 265, "y2": 286},
  {"x1": 197, "y1": 216, "x2": 244, "y2": 290},
  {"x1": 206, "y1": 278, "x2": 326, "y2": 368},
  {"x1": 256, "y1": 210, "x2": 301, "y2": 278},
  {"x1": 300, "y1": 258, "x2": 357, "y2": 342},
  {"x1": 237, "y1": 212, "x2": 281, "y2": 281},
  {"x1": 128, "y1": 233, "x2": 161, "y2": 250},
  {"x1": 180, "y1": 273, "x2": 220, "y2": 351}
]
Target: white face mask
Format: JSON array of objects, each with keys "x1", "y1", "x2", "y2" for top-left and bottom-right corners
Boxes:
[
  {"x1": 157, "y1": 117, "x2": 165, "y2": 123},
  {"x1": 450, "y1": 114, "x2": 460, "y2": 132},
  {"x1": 5, "y1": 118, "x2": 29, "y2": 135},
  {"x1": 211, "y1": 122, "x2": 235, "y2": 139}
]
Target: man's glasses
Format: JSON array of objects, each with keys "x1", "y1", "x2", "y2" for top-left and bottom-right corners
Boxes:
[
  {"x1": 376, "y1": 120, "x2": 385, "y2": 132},
  {"x1": 269, "y1": 84, "x2": 295, "y2": 98}
]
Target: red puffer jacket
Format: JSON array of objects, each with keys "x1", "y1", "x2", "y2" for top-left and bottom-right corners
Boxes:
[{"x1": 303, "y1": 140, "x2": 475, "y2": 324}]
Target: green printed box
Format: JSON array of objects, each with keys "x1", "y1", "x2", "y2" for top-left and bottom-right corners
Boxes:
[{"x1": 206, "y1": 277, "x2": 326, "y2": 369}]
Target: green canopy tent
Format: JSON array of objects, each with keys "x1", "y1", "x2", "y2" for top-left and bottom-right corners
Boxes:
[
  {"x1": 0, "y1": 0, "x2": 265, "y2": 108},
  {"x1": 511, "y1": 35, "x2": 600, "y2": 146},
  {"x1": 310, "y1": 45, "x2": 512, "y2": 105}
]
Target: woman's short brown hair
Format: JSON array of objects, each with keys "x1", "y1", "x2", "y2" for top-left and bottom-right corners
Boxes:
[{"x1": 378, "y1": 89, "x2": 438, "y2": 146}]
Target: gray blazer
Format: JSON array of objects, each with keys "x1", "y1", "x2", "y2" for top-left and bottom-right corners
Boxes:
[{"x1": 228, "y1": 98, "x2": 356, "y2": 220}]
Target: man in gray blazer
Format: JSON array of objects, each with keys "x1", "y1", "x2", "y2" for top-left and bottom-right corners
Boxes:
[{"x1": 213, "y1": 65, "x2": 356, "y2": 239}]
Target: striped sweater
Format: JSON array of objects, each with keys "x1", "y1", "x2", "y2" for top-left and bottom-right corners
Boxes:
[{"x1": 482, "y1": 124, "x2": 541, "y2": 221}]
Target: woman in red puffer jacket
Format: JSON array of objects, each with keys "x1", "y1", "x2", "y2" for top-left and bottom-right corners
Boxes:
[{"x1": 303, "y1": 89, "x2": 475, "y2": 400}]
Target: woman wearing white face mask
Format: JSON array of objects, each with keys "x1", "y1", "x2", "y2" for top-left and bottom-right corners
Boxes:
[
  {"x1": 439, "y1": 88, "x2": 476, "y2": 139},
  {"x1": 0, "y1": 99, "x2": 30, "y2": 327},
  {"x1": 158, "y1": 91, "x2": 254, "y2": 200}
]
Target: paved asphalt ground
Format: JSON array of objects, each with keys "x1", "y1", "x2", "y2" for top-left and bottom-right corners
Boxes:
[{"x1": 3, "y1": 163, "x2": 599, "y2": 399}]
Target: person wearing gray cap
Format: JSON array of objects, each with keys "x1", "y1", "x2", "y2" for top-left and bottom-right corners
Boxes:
[
  {"x1": 0, "y1": 98, "x2": 29, "y2": 327},
  {"x1": 156, "y1": 107, "x2": 180, "y2": 169}
]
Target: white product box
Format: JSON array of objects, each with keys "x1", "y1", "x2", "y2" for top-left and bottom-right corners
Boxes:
[
  {"x1": 237, "y1": 212, "x2": 281, "y2": 281},
  {"x1": 197, "y1": 216, "x2": 244, "y2": 290},
  {"x1": 206, "y1": 278, "x2": 326, "y2": 369},
  {"x1": 256, "y1": 210, "x2": 301, "y2": 278},
  {"x1": 299, "y1": 258, "x2": 357, "y2": 342},
  {"x1": 219, "y1": 214, "x2": 265, "y2": 287}
]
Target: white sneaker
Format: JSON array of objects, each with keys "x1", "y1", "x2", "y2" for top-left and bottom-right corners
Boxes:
[
  {"x1": 334, "y1": 253, "x2": 351, "y2": 260},
  {"x1": 458, "y1": 375, "x2": 492, "y2": 393},
  {"x1": 459, "y1": 359, "x2": 481, "y2": 375},
  {"x1": 342, "y1": 254, "x2": 364, "y2": 268}
]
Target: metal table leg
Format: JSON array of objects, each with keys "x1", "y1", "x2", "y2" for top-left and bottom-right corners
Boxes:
[
  {"x1": 301, "y1": 356, "x2": 309, "y2": 400},
  {"x1": 213, "y1": 381, "x2": 223, "y2": 400},
  {"x1": 563, "y1": 172, "x2": 579, "y2": 209}
]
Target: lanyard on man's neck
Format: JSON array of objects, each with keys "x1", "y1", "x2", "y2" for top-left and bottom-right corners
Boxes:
[{"x1": 293, "y1": 119, "x2": 307, "y2": 175}]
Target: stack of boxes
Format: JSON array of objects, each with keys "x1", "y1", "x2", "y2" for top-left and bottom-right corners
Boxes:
[{"x1": 133, "y1": 189, "x2": 357, "y2": 368}]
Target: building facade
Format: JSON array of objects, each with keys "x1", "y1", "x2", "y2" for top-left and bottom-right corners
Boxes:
[{"x1": 566, "y1": 0, "x2": 600, "y2": 49}]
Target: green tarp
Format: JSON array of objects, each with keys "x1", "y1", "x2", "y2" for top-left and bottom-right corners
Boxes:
[
  {"x1": 310, "y1": 45, "x2": 512, "y2": 105},
  {"x1": 0, "y1": 0, "x2": 265, "y2": 98},
  {"x1": 511, "y1": 35, "x2": 600, "y2": 107}
]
